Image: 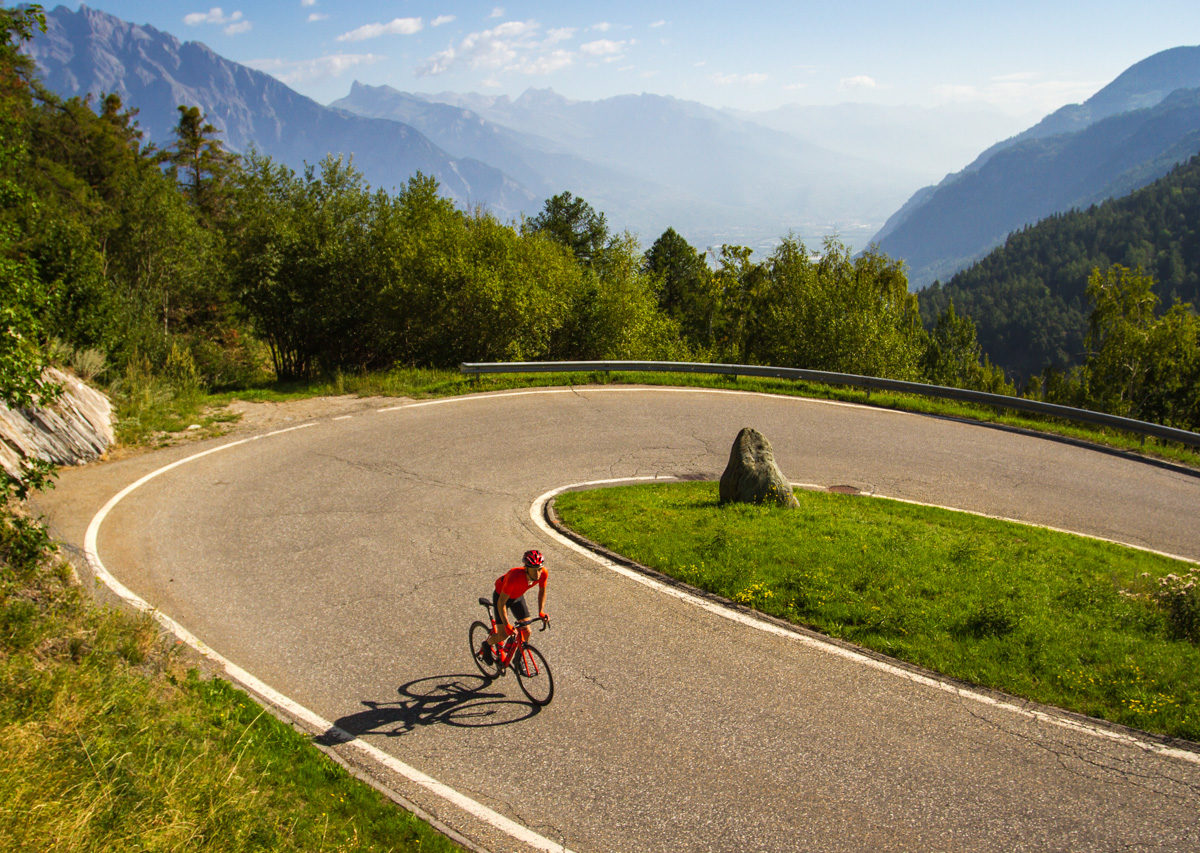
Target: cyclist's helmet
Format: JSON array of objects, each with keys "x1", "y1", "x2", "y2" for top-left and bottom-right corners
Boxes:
[{"x1": 522, "y1": 549, "x2": 544, "y2": 569}]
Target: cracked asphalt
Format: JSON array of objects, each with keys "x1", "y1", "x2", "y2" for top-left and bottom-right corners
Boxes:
[{"x1": 33, "y1": 386, "x2": 1200, "y2": 852}]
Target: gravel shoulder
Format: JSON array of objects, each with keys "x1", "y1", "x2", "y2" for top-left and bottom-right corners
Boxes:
[{"x1": 219, "y1": 395, "x2": 409, "y2": 435}]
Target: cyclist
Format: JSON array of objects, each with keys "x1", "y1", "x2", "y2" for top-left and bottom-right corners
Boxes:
[{"x1": 483, "y1": 549, "x2": 550, "y2": 664}]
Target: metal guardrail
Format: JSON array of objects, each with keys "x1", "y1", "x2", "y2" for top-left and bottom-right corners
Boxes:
[{"x1": 460, "y1": 360, "x2": 1200, "y2": 450}]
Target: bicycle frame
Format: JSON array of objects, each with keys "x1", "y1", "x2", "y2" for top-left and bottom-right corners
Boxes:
[{"x1": 479, "y1": 598, "x2": 545, "y2": 673}]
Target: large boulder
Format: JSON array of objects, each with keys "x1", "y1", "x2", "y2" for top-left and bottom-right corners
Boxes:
[{"x1": 718, "y1": 427, "x2": 799, "y2": 508}]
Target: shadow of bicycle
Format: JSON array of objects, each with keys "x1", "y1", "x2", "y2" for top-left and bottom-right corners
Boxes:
[{"x1": 318, "y1": 673, "x2": 540, "y2": 744}]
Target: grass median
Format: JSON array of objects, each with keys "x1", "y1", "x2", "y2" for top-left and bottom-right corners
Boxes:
[{"x1": 553, "y1": 481, "x2": 1200, "y2": 742}]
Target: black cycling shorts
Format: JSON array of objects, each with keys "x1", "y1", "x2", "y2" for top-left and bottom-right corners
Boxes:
[{"x1": 493, "y1": 590, "x2": 530, "y2": 624}]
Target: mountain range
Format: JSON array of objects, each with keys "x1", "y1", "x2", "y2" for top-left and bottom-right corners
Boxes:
[
  {"x1": 331, "y1": 82, "x2": 931, "y2": 252},
  {"x1": 874, "y1": 46, "x2": 1200, "y2": 288},
  {"x1": 918, "y1": 152, "x2": 1200, "y2": 380},
  {"x1": 23, "y1": 4, "x2": 1016, "y2": 254}
]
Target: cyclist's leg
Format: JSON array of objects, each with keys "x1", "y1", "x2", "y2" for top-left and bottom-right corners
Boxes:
[
  {"x1": 487, "y1": 591, "x2": 506, "y2": 645},
  {"x1": 498, "y1": 596, "x2": 530, "y2": 661},
  {"x1": 509, "y1": 595, "x2": 530, "y2": 641},
  {"x1": 487, "y1": 592, "x2": 528, "y2": 645}
]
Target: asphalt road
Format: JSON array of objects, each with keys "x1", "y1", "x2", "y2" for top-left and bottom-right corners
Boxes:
[{"x1": 34, "y1": 387, "x2": 1200, "y2": 852}]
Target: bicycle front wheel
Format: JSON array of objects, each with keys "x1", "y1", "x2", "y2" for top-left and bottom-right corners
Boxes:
[
  {"x1": 469, "y1": 620, "x2": 501, "y2": 679},
  {"x1": 514, "y1": 643, "x2": 554, "y2": 706}
]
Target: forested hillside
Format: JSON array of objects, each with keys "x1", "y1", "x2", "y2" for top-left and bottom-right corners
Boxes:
[{"x1": 920, "y1": 153, "x2": 1200, "y2": 380}]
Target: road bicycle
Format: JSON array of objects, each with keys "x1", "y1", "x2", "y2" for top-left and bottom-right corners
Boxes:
[{"x1": 469, "y1": 597, "x2": 554, "y2": 706}]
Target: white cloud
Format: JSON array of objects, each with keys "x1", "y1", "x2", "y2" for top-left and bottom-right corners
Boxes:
[
  {"x1": 307, "y1": 13, "x2": 328, "y2": 22},
  {"x1": 649, "y1": 20, "x2": 666, "y2": 28},
  {"x1": 301, "y1": 0, "x2": 316, "y2": 6},
  {"x1": 514, "y1": 49, "x2": 574, "y2": 75},
  {"x1": 338, "y1": 17, "x2": 423, "y2": 42},
  {"x1": 417, "y1": 19, "x2": 574, "y2": 77},
  {"x1": 247, "y1": 53, "x2": 384, "y2": 85},
  {"x1": 592, "y1": 22, "x2": 612, "y2": 32},
  {"x1": 184, "y1": 8, "x2": 238, "y2": 26},
  {"x1": 840, "y1": 74, "x2": 878, "y2": 90},
  {"x1": 490, "y1": 7, "x2": 504, "y2": 18},
  {"x1": 183, "y1": 8, "x2": 251, "y2": 35},
  {"x1": 432, "y1": 15, "x2": 456, "y2": 27},
  {"x1": 711, "y1": 72, "x2": 768, "y2": 86},
  {"x1": 580, "y1": 39, "x2": 624, "y2": 57}
]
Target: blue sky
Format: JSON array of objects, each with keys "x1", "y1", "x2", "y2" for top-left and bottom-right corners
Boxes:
[{"x1": 65, "y1": 1, "x2": 1200, "y2": 115}]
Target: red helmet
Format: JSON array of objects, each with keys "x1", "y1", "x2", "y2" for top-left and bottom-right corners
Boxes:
[{"x1": 522, "y1": 549, "x2": 544, "y2": 569}]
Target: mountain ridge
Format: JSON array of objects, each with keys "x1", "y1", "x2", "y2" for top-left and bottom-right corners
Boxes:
[
  {"x1": 871, "y1": 44, "x2": 1200, "y2": 288},
  {"x1": 24, "y1": 4, "x2": 536, "y2": 217},
  {"x1": 343, "y1": 83, "x2": 926, "y2": 250}
]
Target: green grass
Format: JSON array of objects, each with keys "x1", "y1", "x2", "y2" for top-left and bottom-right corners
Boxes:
[
  {"x1": 0, "y1": 507, "x2": 461, "y2": 852},
  {"x1": 553, "y1": 481, "x2": 1200, "y2": 741},
  {"x1": 179, "y1": 367, "x2": 1200, "y2": 469}
]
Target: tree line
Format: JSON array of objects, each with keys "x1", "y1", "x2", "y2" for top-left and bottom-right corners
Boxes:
[{"x1": 4, "y1": 5, "x2": 1197, "y2": 456}]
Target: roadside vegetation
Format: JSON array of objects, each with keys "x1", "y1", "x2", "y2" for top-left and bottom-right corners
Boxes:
[
  {"x1": 0, "y1": 501, "x2": 461, "y2": 851},
  {"x1": 553, "y1": 481, "x2": 1200, "y2": 742}
]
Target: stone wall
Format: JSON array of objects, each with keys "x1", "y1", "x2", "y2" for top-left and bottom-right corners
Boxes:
[{"x1": 0, "y1": 368, "x2": 114, "y2": 479}]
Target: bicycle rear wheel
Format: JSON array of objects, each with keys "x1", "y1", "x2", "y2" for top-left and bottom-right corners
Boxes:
[
  {"x1": 514, "y1": 643, "x2": 554, "y2": 706},
  {"x1": 469, "y1": 620, "x2": 501, "y2": 679}
]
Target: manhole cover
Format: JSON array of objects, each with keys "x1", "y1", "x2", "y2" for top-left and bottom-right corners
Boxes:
[{"x1": 827, "y1": 484, "x2": 862, "y2": 495}]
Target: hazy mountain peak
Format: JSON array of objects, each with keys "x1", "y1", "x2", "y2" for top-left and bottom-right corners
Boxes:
[
  {"x1": 514, "y1": 87, "x2": 574, "y2": 109},
  {"x1": 1089, "y1": 44, "x2": 1200, "y2": 113}
]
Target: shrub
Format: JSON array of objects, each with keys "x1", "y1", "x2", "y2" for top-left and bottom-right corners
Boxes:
[{"x1": 1150, "y1": 568, "x2": 1200, "y2": 643}]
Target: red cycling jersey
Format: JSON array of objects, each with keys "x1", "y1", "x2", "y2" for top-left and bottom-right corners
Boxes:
[{"x1": 495, "y1": 566, "x2": 548, "y2": 600}]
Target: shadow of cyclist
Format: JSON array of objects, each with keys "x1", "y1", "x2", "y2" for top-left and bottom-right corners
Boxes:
[{"x1": 317, "y1": 673, "x2": 540, "y2": 744}]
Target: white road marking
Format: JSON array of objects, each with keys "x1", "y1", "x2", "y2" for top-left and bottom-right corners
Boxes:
[
  {"x1": 83, "y1": 420, "x2": 573, "y2": 853},
  {"x1": 531, "y1": 477, "x2": 1200, "y2": 766}
]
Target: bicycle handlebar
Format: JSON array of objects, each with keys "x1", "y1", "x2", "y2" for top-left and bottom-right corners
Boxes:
[{"x1": 479, "y1": 598, "x2": 549, "y2": 631}]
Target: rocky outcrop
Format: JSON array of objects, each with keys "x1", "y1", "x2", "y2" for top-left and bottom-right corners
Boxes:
[
  {"x1": 0, "y1": 369, "x2": 114, "y2": 479},
  {"x1": 718, "y1": 427, "x2": 799, "y2": 508}
]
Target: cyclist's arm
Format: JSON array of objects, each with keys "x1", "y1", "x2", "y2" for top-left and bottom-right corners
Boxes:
[{"x1": 536, "y1": 580, "x2": 547, "y2": 621}]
